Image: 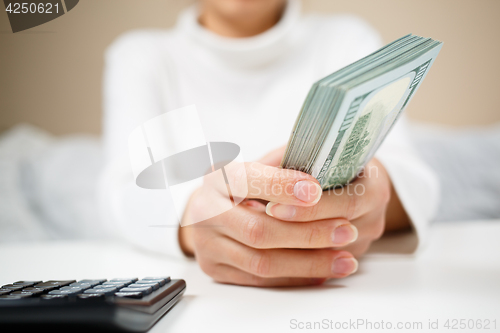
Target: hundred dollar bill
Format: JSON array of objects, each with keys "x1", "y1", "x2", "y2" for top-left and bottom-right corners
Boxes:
[{"x1": 281, "y1": 34, "x2": 442, "y2": 190}]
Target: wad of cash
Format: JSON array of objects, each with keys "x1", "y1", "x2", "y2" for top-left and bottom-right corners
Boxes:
[{"x1": 281, "y1": 34, "x2": 442, "y2": 190}]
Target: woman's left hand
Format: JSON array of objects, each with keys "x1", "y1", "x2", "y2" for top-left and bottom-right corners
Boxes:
[{"x1": 262, "y1": 149, "x2": 407, "y2": 258}]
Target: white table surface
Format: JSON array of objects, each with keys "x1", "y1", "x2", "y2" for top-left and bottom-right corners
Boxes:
[{"x1": 1, "y1": 221, "x2": 499, "y2": 333}]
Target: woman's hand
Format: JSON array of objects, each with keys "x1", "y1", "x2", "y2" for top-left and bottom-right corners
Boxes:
[
  {"x1": 179, "y1": 153, "x2": 359, "y2": 287},
  {"x1": 179, "y1": 146, "x2": 410, "y2": 286},
  {"x1": 264, "y1": 150, "x2": 411, "y2": 258},
  {"x1": 267, "y1": 158, "x2": 399, "y2": 257}
]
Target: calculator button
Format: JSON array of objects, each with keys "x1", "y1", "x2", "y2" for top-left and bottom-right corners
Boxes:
[
  {"x1": 109, "y1": 278, "x2": 138, "y2": 284},
  {"x1": 119, "y1": 286, "x2": 153, "y2": 295},
  {"x1": 41, "y1": 294, "x2": 68, "y2": 300},
  {"x1": 21, "y1": 287, "x2": 44, "y2": 295},
  {"x1": 77, "y1": 293, "x2": 105, "y2": 300},
  {"x1": 142, "y1": 276, "x2": 170, "y2": 280},
  {"x1": 142, "y1": 277, "x2": 171, "y2": 285},
  {"x1": 60, "y1": 286, "x2": 90, "y2": 292},
  {"x1": 0, "y1": 295, "x2": 27, "y2": 300},
  {"x1": 49, "y1": 288, "x2": 82, "y2": 295},
  {"x1": 27, "y1": 285, "x2": 57, "y2": 292},
  {"x1": 13, "y1": 281, "x2": 42, "y2": 287},
  {"x1": 0, "y1": 290, "x2": 11, "y2": 296},
  {"x1": 96, "y1": 286, "x2": 119, "y2": 291},
  {"x1": 84, "y1": 287, "x2": 117, "y2": 295},
  {"x1": 60, "y1": 286, "x2": 82, "y2": 290},
  {"x1": 10, "y1": 291, "x2": 34, "y2": 297},
  {"x1": 69, "y1": 283, "x2": 92, "y2": 289},
  {"x1": 1, "y1": 284, "x2": 25, "y2": 291},
  {"x1": 114, "y1": 292, "x2": 143, "y2": 299},
  {"x1": 101, "y1": 282, "x2": 127, "y2": 288},
  {"x1": 35, "y1": 280, "x2": 76, "y2": 288},
  {"x1": 128, "y1": 282, "x2": 160, "y2": 291},
  {"x1": 83, "y1": 290, "x2": 105, "y2": 296},
  {"x1": 77, "y1": 279, "x2": 107, "y2": 286},
  {"x1": 139, "y1": 279, "x2": 169, "y2": 286}
]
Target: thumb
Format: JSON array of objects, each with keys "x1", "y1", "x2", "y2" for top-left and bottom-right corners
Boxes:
[{"x1": 222, "y1": 161, "x2": 323, "y2": 206}]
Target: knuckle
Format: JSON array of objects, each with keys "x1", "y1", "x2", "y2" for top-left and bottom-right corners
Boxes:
[
  {"x1": 269, "y1": 168, "x2": 298, "y2": 199},
  {"x1": 304, "y1": 224, "x2": 322, "y2": 247},
  {"x1": 308, "y1": 251, "x2": 331, "y2": 276},
  {"x1": 249, "y1": 251, "x2": 271, "y2": 277},
  {"x1": 269, "y1": 169, "x2": 285, "y2": 198},
  {"x1": 198, "y1": 259, "x2": 217, "y2": 277},
  {"x1": 345, "y1": 188, "x2": 359, "y2": 220},
  {"x1": 210, "y1": 265, "x2": 229, "y2": 284},
  {"x1": 302, "y1": 203, "x2": 320, "y2": 221},
  {"x1": 372, "y1": 217, "x2": 386, "y2": 240},
  {"x1": 242, "y1": 216, "x2": 265, "y2": 247},
  {"x1": 192, "y1": 230, "x2": 216, "y2": 253}
]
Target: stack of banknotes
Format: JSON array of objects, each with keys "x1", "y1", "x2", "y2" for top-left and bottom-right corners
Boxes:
[{"x1": 281, "y1": 34, "x2": 443, "y2": 190}]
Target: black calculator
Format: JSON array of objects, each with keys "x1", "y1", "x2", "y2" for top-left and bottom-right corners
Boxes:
[{"x1": 0, "y1": 277, "x2": 186, "y2": 332}]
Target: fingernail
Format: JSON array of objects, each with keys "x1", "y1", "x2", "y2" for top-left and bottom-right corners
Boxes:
[
  {"x1": 331, "y1": 224, "x2": 358, "y2": 245},
  {"x1": 266, "y1": 202, "x2": 296, "y2": 219},
  {"x1": 293, "y1": 181, "x2": 322, "y2": 203},
  {"x1": 332, "y1": 257, "x2": 358, "y2": 276}
]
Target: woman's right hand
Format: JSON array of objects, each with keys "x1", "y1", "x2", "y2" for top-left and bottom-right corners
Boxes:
[{"x1": 179, "y1": 158, "x2": 359, "y2": 287}]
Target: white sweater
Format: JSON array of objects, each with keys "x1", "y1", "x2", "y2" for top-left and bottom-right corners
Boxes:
[{"x1": 99, "y1": 0, "x2": 439, "y2": 258}]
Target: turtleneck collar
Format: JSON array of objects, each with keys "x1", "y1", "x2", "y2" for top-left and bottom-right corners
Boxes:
[{"x1": 175, "y1": 0, "x2": 302, "y2": 69}]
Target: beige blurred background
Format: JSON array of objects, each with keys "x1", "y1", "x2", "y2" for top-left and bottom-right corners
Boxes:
[{"x1": 0, "y1": 0, "x2": 499, "y2": 135}]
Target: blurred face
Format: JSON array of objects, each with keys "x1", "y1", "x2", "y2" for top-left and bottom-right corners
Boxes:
[{"x1": 200, "y1": 0, "x2": 286, "y2": 22}]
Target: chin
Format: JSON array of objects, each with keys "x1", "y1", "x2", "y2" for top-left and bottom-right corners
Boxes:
[{"x1": 207, "y1": 0, "x2": 285, "y2": 18}]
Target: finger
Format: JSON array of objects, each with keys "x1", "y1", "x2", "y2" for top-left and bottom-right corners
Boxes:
[
  {"x1": 210, "y1": 161, "x2": 323, "y2": 206},
  {"x1": 220, "y1": 206, "x2": 358, "y2": 248},
  {"x1": 266, "y1": 171, "x2": 391, "y2": 221},
  {"x1": 332, "y1": 210, "x2": 387, "y2": 257},
  {"x1": 257, "y1": 146, "x2": 286, "y2": 167},
  {"x1": 265, "y1": 183, "x2": 369, "y2": 221},
  {"x1": 210, "y1": 264, "x2": 327, "y2": 287},
  {"x1": 335, "y1": 240, "x2": 372, "y2": 259},
  {"x1": 243, "y1": 199, "x2": 267, "y2": 212},
  {"x1": 351, "y1": 209, "x2": 386, "y2": 242},
  {"x1": 213, "y1": 237, "x2": 358, "y2": 278}
]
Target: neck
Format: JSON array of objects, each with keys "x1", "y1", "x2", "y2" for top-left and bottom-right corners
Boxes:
[{"x1": 198, "y1": 3, "x2": 285, "y2": 38}]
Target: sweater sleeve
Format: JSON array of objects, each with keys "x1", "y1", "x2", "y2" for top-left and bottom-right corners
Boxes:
[
  {"x1": 374, "y1": 116, "x2": 440, "y2": 254},
  {"x1": 98, "y1": 32, "x2": 184, "y2": 259}
]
